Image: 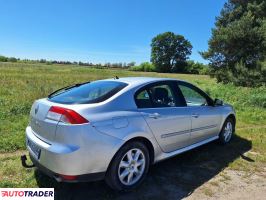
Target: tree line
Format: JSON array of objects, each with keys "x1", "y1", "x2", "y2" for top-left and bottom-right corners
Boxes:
[
  {"x1": 1, "y1": 0, "x2": 265, "y2": 87},
  {"x1": 0, "y1": 55, "x2": 136, "y2": 69}
]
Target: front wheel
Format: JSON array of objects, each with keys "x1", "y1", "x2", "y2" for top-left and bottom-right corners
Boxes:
[
  {"x1": 219, "y1": 117, "x2": 235, "y2": 144},
  {"x1": 105, "y1": 141, "x2": 150, "y2": 191}
]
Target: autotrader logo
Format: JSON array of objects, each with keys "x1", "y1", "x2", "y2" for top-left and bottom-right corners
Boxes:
[{"x1": 0, "y1": 188, "x2": 54, "y2": 200}]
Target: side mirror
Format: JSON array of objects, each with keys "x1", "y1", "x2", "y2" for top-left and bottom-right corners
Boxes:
[{"x1": 214, "y1": 98, "x2": 223, "y2": 106}]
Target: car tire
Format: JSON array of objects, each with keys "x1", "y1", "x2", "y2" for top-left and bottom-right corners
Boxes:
[
  {"x1": 105, "y1": 141, "x2": 150, "y2": 191},
  {"x1": 219, "y1": 117, "x2": 235, "y2": 144}
]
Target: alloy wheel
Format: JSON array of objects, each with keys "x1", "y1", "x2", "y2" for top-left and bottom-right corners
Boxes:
[
  {"x1": 224, "y1": 121, "x2": 233, "y2": 142},
  {"x1": 118, "y1": 148, "x2": 146, "y2": 186}
]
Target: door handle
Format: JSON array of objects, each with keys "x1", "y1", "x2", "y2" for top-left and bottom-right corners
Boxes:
[
  {"x1": 148, "y1": 113, "x2": 160, "y2": 119},
  {"x1": 192, "y1": 113, "x2": 199, "y2": 118}
]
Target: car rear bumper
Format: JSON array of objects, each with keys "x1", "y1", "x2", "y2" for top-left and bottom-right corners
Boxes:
[
  {"x1": 25, "y1": 125, "x2": 124, "y2": 181},
  {"x1": 28, "y1": 153, "x2": 105, "y2": 182}
]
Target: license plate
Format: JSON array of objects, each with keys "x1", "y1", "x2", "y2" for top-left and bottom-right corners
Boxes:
[{"x1": 27, "y1": 139, "x2": 41, "y2": 159}]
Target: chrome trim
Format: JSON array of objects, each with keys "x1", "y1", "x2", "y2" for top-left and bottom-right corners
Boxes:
[
  {"x1": 191, "y1": 124, "x2": 217, "y2": 132},
  {"x1": 161, "y1": 124, "x2": 217, "y2": 139},
  {"x1": 161, "y1": 129, "x2": 190, "y2": 138}
]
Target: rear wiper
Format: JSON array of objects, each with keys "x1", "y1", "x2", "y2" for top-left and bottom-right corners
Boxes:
[{"x1": 48, "y1": 81, "x2": 90, "y2": 98}]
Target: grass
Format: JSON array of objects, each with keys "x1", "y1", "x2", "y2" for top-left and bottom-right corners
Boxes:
[
  {"x1": 0, "y1": 151, "x2": 37, "y2": 187},
  {"x1": 202, "y1": 187, "x2": 214, "y2": 197},
  {"x1": 0, "y1": 62, "x2": 265, "y2": 192}
]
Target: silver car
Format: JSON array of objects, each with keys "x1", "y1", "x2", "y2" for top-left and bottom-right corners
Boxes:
[{"x1": 24, "y1": 77, "x2": 235, "y2": 190}]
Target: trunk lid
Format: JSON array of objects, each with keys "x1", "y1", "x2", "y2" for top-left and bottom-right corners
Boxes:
[{"x1": 30, "y1": 99, "x2": 58, "y2": 142}]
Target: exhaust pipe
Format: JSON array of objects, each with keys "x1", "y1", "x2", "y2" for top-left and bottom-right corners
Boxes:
[{"x1": 21, "y1": 154, "x2": 35, "y2": 168}]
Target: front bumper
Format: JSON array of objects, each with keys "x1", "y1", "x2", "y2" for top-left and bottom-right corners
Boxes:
[{"x1": 25, "y1": 125, "x2": 124, "y2": 181}]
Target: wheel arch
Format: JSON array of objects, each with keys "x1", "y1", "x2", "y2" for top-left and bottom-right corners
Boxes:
[
  {"x1": 125, "y1": 137, "x2": 155, "y2": 165},
  {"x1": 223, "y1": 113, "x2": 236, "y2": 133},
  {"x1": 106, "y1": 136, "x2": 155, "y2": 174}
]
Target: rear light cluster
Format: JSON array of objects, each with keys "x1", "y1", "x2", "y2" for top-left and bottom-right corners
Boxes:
[
  {"x1": 59, "y1": 174, "x2": 77, "y2": 181},
  {"x1": 46, "y1": 106, "x2": 88, "y2": 124}
]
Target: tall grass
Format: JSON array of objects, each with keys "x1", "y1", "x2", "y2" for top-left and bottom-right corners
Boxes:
[
  {"x1": 0, "y1": 62, "x2": 265, "y2": 189},
  {"x1": 0, "y1": 62, "x2": 265, "y2": 152}
]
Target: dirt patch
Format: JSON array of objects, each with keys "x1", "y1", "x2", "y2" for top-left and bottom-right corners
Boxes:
[
  {"x1": 185, "y1": 169, "x2": 266, "y2": 200},
  {"x1": 0, "y1": 150, "x2": 27, "y2": 158}
]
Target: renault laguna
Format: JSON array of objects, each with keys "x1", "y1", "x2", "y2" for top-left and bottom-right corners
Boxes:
[{"x1": 23, "y1": 77, "x2": 236, "y2": 190}]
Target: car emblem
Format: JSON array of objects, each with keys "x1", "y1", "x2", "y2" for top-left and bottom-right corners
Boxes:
[{"x1": 35, "y1": 105, "x2": 39, "y2": 115}]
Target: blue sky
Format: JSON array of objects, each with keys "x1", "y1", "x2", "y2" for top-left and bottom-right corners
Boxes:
[{"x1": 0, "y1": 0, "x2": 226, "y2": 64}]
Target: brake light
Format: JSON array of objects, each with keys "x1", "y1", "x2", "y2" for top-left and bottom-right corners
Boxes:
[
  {"x1": 46, "y1": 106, "x2": 89, "y2": 124},
  {"x1": 59, "y1": 174, "x2": 77, "y2": 181}
]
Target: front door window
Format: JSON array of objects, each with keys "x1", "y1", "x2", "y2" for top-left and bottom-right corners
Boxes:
[{"x1": 178, "y1": 85, "x2": 208, "y2": 106}]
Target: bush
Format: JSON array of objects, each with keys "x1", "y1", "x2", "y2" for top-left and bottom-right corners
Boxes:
[
  {"x1": 130, "y1": 62, "x2": 156, "y2": 72},
  {"x1": 185, "y1": 61, "x2": 209, "y2": 75},
  {"x1": 7, "y1": 57, "x2": 18, "y2": 62},
  {"x1": 171, "y1": 60, "x2": 209, "y2": 74},
  {"x1": 210, "y1": 60, "x2": 266, "y2": 87},
  {"x1": 232, "y1": 61, "x2": 265, "y2": 87},
  {"x1": 130, "y1": 61, "x2": 209, "y2": 74},
  {"x1": 0, "y1": 55, "x2": 8, "y2": 62}
]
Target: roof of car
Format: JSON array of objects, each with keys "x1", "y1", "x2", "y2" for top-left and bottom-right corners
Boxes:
[{"x1": 102, "y1": 77, "x2": 183, "y2": 86}]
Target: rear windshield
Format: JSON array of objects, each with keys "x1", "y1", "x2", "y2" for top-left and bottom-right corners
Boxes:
[{"x1": 48, "y1": 81, "x2": 128, "y2": 104}]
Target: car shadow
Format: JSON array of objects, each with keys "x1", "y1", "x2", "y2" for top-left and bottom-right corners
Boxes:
[{"x1": 35, "y1": 133, "x2": 252, "y2": 200}]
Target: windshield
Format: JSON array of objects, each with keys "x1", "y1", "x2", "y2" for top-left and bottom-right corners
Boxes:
[{"x1": 48, "y1": 81, "x2": 128, "y2": 104}]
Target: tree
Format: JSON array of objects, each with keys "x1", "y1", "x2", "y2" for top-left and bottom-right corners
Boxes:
[
  {"x1": 201, "y1": 0, "x2": 266, "y2": 86},
  {"x1": 0, "y1": 55, "x2": 8, "y2": 62},
  {"x1": 7, "y1": 57, "x2": 18, "y2": 62},
  {"x1": 128, "y1": 61, "x2": 136, "y2": 67},
  {"x1": 151, "y1": 32, "x2": 192, "y2": 73}
]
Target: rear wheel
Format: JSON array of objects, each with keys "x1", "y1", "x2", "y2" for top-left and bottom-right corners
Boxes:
[
  {"x1": 219, "y1": 117, "x2": 235, "y2": 144},
  {"x1": 105, "y1": 141, "x2": 150, "y2": 191}
]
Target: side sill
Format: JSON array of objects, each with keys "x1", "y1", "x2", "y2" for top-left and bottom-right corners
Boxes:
[{"x1": 155, "y1": 136, "x2": 219, "y2": 163}]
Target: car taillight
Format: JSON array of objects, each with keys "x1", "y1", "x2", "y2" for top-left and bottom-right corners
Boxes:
[
  {"x1": 59, "y1": 174, "x2": 77, "y2": 181},
  {"x1": 46, "y1": 106, "x2": 89, "y2": 124}
]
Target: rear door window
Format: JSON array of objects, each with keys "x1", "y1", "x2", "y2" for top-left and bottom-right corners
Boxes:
[
  {"x1": 149, "y1": 84, "x2": 176, "y2": 107},
  {"x1": 49, "y1": 81, "x2": 127, "y2": 104},
  {"x1": 135, "y1": 82, "x2": 185, "y2": 108},
  {"x1": 135, "y1": 90, "x2": 153, "y2": 108}
]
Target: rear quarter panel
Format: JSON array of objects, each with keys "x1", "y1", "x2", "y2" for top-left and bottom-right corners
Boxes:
[{"x1": 91, "y1": 110, "x2": 155, "y2": 141}]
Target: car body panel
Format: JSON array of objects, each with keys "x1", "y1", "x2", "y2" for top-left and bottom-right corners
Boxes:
[
  {"x1": 189, "y1": 105, "x2": 222, "y2": 144},
  {"x1": 140, "y1": 107, "x2": 191, "y2": 152},
  {"x1": 25, "y1": 77, "x2": 236, "y2": 180},
  {"x1": 26, "y1": 124, "x2": 124, "y2": 175},
  {"x1": 29, "y1": 99, "x2": 58, "y2": 142}
]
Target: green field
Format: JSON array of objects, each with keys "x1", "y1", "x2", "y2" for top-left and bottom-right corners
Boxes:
[{"x1": 0, "y1": 62, "x2": 265, "y2": 196}]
